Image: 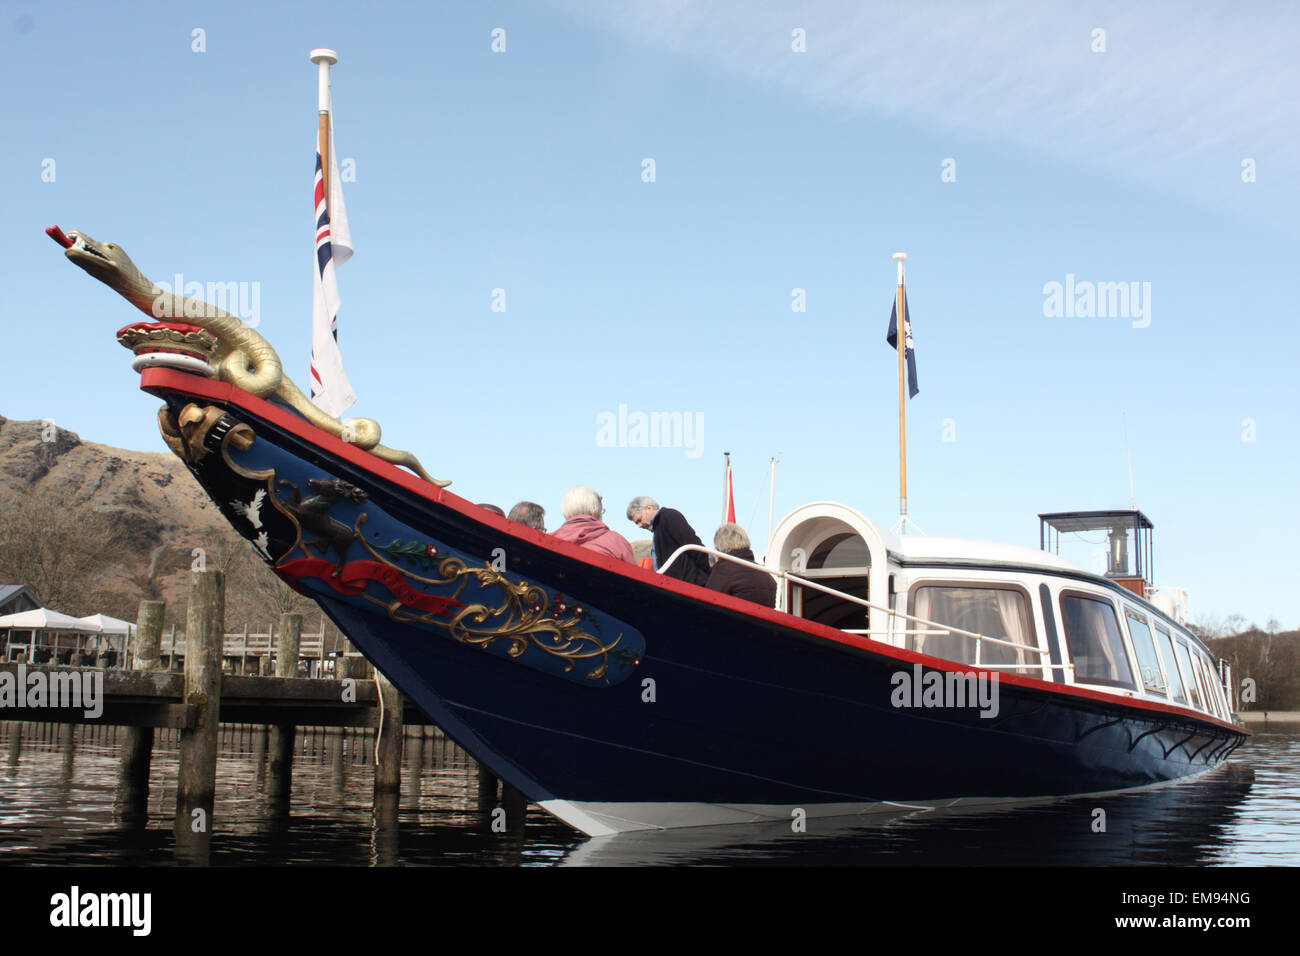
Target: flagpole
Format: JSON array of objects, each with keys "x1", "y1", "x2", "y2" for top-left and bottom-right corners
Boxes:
[
  {"x1": 766, "y1": 456, "x2": 777, "y2": 549},
  {"x1": 893, "y1": 252, "x2": 908, "y2": 534},
  {"x1": 310, "y1": 49, "x2": 338, "y2": 218},
  {"x1": 722, "y1": 451, "x2": 730, "y2": 523}
]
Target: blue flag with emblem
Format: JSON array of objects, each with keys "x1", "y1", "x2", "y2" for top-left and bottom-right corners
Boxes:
[{"x1": 887, "y1": 294, "x2": 919, "y2": 398}]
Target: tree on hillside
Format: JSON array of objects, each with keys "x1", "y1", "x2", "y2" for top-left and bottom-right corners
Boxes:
[
  {"x1": 1205, "y1": 629, "x2": 1300, "y2": 711},
  {"x1": 0, "y1": 488, "x2": 127, "y2": 614}
]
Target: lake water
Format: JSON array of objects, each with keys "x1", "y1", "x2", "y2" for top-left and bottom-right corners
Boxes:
[{"x1": 0, "y1": 720, "x2": 1296, "y2": 867}]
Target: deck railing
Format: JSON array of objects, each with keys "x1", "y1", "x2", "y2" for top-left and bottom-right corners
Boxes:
[{"x1": 659, "y1": 543, "x2": 1074, "y2": 680}]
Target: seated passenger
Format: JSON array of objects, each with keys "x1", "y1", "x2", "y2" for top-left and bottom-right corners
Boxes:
[
  {"x1": 705, "y1": 523, "x2": 776, "y2": 608},
  {"x1": 551, "y1": 486, "x2": 635, "y2": 563},
  {"x1": 507, "y1": 501, "x2": 546, "y2": 531}
]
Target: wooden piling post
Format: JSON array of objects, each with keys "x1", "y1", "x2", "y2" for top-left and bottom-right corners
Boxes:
[
  {"x1": 175, "y1": 569, "x2": 223, "y2": 846},
  {"x1": 119, "y1": 600, "x2": 165, "y2": 822},
  {"x1": 276, "y1": 613, "x2": 302, "y2": 680},
  {"x1": 133, "y1": 600, "x2": 165, "y2": 671},
  {"x1": 477, "y1": 762, "x2": 500, "y2": 813},
  {"x1": 502, "y1": 781, "x2": 529, "y2": 831},
  {"x1": 374, "y1": 672, "x2": 403, "y2": 796},
  {"x1": 371, "y1": 790, "x2": 401, "y2": 866},
  {"x1": 6, "y1": 723, "x2": 21, "y2": 768},
  {"x1": 267, "y1": 612, "x2": 302, "y2": 800},
  {"x1": 253, "y1": 724, "x2": 268, "y2": 786}
]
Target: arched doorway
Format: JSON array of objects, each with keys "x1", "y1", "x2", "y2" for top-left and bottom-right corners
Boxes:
[{"x1": 767, "y1": 503, "x2": 892, "y2": 637}]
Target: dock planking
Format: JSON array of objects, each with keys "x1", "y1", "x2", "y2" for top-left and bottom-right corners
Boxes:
[{"x1": 0, "y1": 661, "x2": 435, "y2": 728}]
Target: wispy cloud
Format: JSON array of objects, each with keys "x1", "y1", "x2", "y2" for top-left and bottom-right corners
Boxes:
[{"x1": 548, "y1": 0, "x2": 1299, "y2": 224}]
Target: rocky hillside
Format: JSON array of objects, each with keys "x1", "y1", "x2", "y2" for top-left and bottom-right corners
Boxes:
[{"x1": 0, "y1": 412, "x2": 325, "y2": 634}]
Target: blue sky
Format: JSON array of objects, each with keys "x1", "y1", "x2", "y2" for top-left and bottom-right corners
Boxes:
[{"x1": 2, "y1": 1, "x2": 1297, "y2": 629}]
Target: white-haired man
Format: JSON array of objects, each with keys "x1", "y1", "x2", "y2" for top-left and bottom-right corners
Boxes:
[
  {"x1": 626, "y1": 496, "x2": 710, "y2": 586},
  {"x1": 551, "y1": 486, "x2": 634, "y2": 563}
]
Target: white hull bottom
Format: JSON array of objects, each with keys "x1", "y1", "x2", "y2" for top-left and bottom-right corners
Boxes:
[
  {"x1": 540, "y1": 796, "x2": 1033, "y2": 837},
  {"x1": 539, "y1": 765, "x2": 1223, "y2": 837}
]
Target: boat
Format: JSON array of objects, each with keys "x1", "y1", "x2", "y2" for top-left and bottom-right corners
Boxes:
[
  {"x1": 47, "y1": 228, "x2": 1246, "y2": 837},
  {"x1": 42, "y1": 57, "x2": 1245, "y2": 834}
]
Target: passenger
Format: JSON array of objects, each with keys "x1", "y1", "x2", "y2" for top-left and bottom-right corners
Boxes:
[
  {"x1": 705, "y1": 523, "x2": 777, "y2": 608},
  {"x1": 552, "y1": 486, "x2": 635, "y2": 563},
  {"x1": 507, "y1": 501, "x2": 546, "y2": 532},
  {"x1": 626, "y1": 496, "x2": 710, "y2": 587},
  {"x1": 477, "y1": 503, "x2": 506, "y2": 517},
  {"x1": 631, "y1": 539, "x2": 654, "y2": 571}
]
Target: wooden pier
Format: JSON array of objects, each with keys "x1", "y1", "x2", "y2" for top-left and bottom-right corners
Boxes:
[{"x1": 0, "y1": 570, "x2": 520, "y2": 858}]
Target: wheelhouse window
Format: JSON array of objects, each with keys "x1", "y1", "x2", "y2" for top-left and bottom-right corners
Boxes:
[
  {"x1": 909, "y1": 584, "x2": 1037, "y2": 675},
  {"x1": 1059, "y1": 593, "x2": 1135, "y2": 689},
  {"x1": 1124, "y1": 609, "x2": 1167, "y2": 696},
  {"x1": 1153, "y1": 625, "x2": 1188, "y2": 704}
]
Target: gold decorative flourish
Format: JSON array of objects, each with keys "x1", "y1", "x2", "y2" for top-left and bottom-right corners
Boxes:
[
  {"x1": 156, "y1": 402, "x2": 227, "y2": 465},
  {"x1": 353, "y1": 516, "x2": 627, "y2": 680},
  {"x1": 156, "y1": 405, "x2": 186, "y2": 460},
  {"x1": 118, "y1": 324, "x2": 218, "y2": 357}
]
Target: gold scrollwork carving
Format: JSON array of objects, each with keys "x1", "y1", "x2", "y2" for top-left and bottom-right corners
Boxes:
[{"x1": 353, "y1": 516, "x2": 628, "y2": 680}]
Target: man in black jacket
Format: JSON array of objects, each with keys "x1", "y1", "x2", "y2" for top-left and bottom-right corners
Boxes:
[{"x1": 626, "y1": 496, "x2": 710, "y2": 586}]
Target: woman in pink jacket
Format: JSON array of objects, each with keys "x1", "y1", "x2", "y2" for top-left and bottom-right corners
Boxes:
[{"x1": 551, "y1": 485, "x2": 635, "y2": 563}]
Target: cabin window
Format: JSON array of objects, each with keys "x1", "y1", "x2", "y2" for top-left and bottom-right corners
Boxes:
[
  {"x1": 1059, "y1": 593, "x2": 1135, "y2": 689},
  {"x1": 1188, "y1": 652, "x2": 1215, "y2": 717},
  {"x1": 1173, "y1": 639, "x2": 1204, "y2": 710},
  {"x1": 1153, "y1": 625, "x2": 1188, "y2": 704},
  {"x1": 1204, "y1": 654, "x2": 1230, "y2": 717},
  {"x1": 909, "y1": 584, "x2": 1037, "y2": 674},
  {"x1": 1192, "y1": 651, "x2": 1223, "y2": 719},
  {"x1": 1124, "y1": 610, "x2": 1167, "y2": 696}
]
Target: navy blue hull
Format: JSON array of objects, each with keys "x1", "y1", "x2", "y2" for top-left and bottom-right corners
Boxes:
[
  {"x1": 146, "y1": 372, "x2": 1245, "y2": 826},
  {"x1": 325, "y1": 594, "x2": 1232, "y2": 807}
]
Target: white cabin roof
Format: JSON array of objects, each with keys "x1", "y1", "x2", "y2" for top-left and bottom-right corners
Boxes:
[
  {"x1": 886, "y1": 534, "x2": 1086, "y2": 574},
  {"x1": 768, "y1": 501, "x2": 1088, "y2": 576}
]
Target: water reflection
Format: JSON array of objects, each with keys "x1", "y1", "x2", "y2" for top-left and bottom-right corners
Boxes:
[
  {"x1": 564, "y1": 763, "x2": 1258, "y2": 866},
  {"x1": 0, "y1": 722, "x2": 1294, "y2": 866}
]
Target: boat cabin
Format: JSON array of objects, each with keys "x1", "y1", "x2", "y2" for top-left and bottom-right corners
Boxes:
[{"x1": 756, "y1": 502, "x2": 1235, "y2": 723}]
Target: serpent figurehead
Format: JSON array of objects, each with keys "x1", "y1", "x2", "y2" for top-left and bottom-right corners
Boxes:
[{"x1": 49, "y1": 225, "x2": 447, "y2": 487}]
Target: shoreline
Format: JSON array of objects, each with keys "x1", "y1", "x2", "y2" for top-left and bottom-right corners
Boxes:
[{"x1": 1237, "y1": 710, "x2": 1300, "y2": 724}]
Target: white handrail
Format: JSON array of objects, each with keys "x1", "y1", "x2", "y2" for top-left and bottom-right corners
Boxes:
[{"x1": 658, "y1": 543, "x2": 1063, "y2": 674}]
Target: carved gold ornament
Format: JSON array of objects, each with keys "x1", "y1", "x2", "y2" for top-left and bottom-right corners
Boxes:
[{"x1": 354, "y1": 516, "x2": 630, "y2": 680}]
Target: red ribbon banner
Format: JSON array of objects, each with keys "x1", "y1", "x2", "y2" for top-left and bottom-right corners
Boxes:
[{"x1": 276, "y1": 557, "x2": 465, "y2": 616}]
